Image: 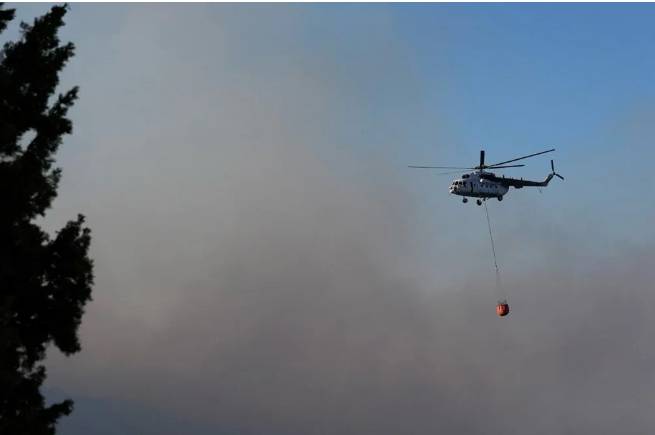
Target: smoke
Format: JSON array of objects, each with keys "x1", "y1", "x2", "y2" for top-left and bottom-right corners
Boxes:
[{"x1": 42, "y1": 5, "x2": 655, "y2": 435}]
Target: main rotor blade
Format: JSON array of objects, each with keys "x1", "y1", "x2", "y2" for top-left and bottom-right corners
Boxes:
[
  {"x1": 555, "y1": 174, "x2": 565, "y2": 180},
  {"x1": 408, "y1": 166, "x2": 474, "y2": 170},
  {"x1": 487, "y1": 148, "x2": 555, "y2": 167},
  {"x1": 408, "y1": 168, "x2": 470, "y2": 176},
  {"x1": 485, "y1": 164, "x2": 525, "y2": 169},
  {"x1": 425, "y1": 170, "x2": 469, "y2": 176}
]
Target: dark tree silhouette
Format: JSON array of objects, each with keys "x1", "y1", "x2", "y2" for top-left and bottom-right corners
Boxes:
[{"x1": 0, "y1": 4, "x2": 93, "y2": 434}]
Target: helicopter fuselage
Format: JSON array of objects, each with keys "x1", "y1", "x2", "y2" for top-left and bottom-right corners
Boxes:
[{"x1": 449, "y1": 171, "x2": 509, "y2": 199}]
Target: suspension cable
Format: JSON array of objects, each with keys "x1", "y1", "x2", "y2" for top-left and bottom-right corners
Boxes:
[{"x1": 483, "y1": 200, "x2": 503, "y2": 299}]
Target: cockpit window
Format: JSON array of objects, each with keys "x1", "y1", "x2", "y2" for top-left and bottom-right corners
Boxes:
[{"x1": 462, "y1": 174, "x2": 470, "y2": 179}]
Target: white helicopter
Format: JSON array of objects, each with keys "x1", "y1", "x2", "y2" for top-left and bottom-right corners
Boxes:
[{"x1": 409, "y1": 148, "x2": 564, "y2": 205}]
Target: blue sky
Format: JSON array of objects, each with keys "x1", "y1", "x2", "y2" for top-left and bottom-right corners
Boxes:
[
  {"x1": 396, "y1": 4, "x2": 655, "y2": 140},
  {"x1": 5, "y1": 4, "x2": 655, "y2": 434}
]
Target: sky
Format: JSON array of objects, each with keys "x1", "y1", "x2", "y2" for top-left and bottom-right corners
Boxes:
[{"x1": 4, "y1": 3, "x2": 655, "y2": 434}]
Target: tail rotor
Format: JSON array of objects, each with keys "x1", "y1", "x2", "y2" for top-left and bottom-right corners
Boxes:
[{"x1": 551, "y1": 160, "x2": 564, "y2": 180}]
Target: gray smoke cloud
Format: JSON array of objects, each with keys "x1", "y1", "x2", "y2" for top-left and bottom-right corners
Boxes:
[{"x1": 39, "y1": 5, "x2": 655, "y2": 435}]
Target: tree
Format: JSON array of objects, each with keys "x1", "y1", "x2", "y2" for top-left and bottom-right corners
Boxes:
[{"x1": 0, "y1": 4, "x2": 93, "y2": 434}]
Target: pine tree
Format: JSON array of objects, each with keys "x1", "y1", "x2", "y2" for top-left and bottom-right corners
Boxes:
[{"x1": 0, "y1": 4, "x2": 93, "y2": 434}]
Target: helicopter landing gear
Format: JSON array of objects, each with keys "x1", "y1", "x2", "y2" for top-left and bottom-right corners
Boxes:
[
  {"x1": 476, "y1": 199, "x2": 482, "y2": 206},
  {"x1": 462, "y1": 197, "x2": 468, "y2": 203},
  {"x1": 498, "y1": 195, "x2": 503, "y2": 202}
]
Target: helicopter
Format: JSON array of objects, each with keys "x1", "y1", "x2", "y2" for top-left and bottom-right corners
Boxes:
[{"x1": 409, "y1": 148, "x2": 564, "y2": 205}]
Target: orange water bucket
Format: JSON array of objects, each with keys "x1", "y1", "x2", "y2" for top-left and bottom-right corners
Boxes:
[{"x1": 496, "y1": 302, "x2": 510, "y2": 317}]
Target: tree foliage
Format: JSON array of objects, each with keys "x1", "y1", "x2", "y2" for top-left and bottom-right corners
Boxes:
[{"x1": 0, "y1": 4, "x2": 93, "y2": 434}]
